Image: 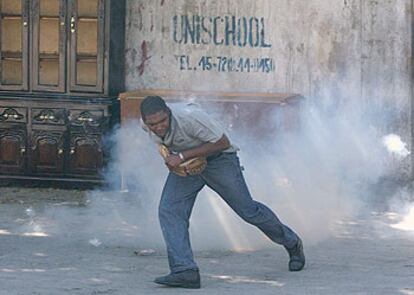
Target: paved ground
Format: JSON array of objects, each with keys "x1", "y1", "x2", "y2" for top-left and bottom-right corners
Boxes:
[{"x1": 0, "y1": 187, "x2": 413, "y2": 295}]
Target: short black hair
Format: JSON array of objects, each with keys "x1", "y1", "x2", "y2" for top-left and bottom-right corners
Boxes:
[{"x1": 140, "y1": 95, "x2": 169, "y2": 120}]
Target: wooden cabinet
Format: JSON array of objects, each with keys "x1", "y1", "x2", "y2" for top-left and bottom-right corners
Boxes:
[
  {"x1": 0, "y1": 99, "x2": 115, "y2": 182},
  {"x1": 0, "y1": 0, "x2": 125, "y2": 184},
  {"x1": 0, "y1": 0, "x2": 124, "y2": 95}
]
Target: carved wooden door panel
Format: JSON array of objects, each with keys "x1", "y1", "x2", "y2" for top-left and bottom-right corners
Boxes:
[
  {"x1": 0, "y1": 0, "x2": 30, "y2": 91},
  {"x1": 68, "y1": 0, "x2": 105, "y2": 93},
  {"x1": 30, "y1": 129, "x2": 65, "y2": 174},
  {"x1": 31, "y1": 0, "x2": 67, "y2": 92},
  {"x1": 68, "y1": 133, "x2": 103, "y2": 176},
  {"x1": 0, "y1": 127, "x2": 26, "y2": 174}
]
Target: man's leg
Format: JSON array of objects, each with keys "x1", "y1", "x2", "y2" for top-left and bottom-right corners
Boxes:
[
  {"x1": 202, "y1": 153, "x2": 304, "y2": 270},
  {"x1": 158, "y1": 172, "x2": 205, "y2": 273}
]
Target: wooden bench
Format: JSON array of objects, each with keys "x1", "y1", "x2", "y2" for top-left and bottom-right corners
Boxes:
[{"x1": 118, "y1": 89, "x2": 304, "y2": 137}]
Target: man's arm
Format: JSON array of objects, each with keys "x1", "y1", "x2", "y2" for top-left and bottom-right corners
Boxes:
[
  {"x1": 165, "y1": 134, "x2": 230, "y2": 169},
  {"x1": 182, "y1": 134, "x2": 230, "y2": 160}
]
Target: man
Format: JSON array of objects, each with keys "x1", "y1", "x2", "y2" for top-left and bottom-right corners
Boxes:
[{"x1": 140, "y1": 95, "x2": 305, "y2": 289}]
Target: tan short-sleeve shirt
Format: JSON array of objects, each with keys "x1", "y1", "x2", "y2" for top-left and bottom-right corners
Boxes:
[{"x1": 142, "y1": 103, "x2": 238, "y2": 153}]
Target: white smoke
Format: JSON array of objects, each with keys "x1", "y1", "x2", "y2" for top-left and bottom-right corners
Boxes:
[
  {"x1": 81, "y1": 97, "x2": 409, "y2": 251},
  {"x1": 390, "y1": 205, "x2": 414, "y2": 231},
  {"x1": 226, "y1": 101, "x2": 391, "y2": 245},
  {"x1": 382, "y1": 134, "x2": 411, "y2": 158},
  {"x1": 376, "y1": 134, "x2": 414, "y2": 235},
  {"x1": 35, "y1": 97, "x2": 412, "y2": 251}
]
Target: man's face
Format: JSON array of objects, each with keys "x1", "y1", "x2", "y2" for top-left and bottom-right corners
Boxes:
[{"x1": 143, "y1": 110, "x2": 170, "y2": 138}]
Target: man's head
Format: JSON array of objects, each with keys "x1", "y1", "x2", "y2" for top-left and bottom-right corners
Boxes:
[{"x1": 140, "y1": 95, "x2": 171, "y2": 138}]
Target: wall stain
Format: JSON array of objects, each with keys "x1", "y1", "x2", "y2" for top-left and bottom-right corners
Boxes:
[
  {"x1": 137, "y1": 41, "x2": 151, "y2": 76},
  {"x1": 150, "y1": 14, "x2": 154, "y2": 32},
  {"x1": 137, "y1": 3, "x2": 144, "y2": 31},
  {"x1": 161, "y1": 0, "x2": 165, "y2": 6}
]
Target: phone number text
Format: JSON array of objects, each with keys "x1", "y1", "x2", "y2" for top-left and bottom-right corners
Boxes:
[{"x1": 176, "y1": 55, "x2": 275, "y2": 73}]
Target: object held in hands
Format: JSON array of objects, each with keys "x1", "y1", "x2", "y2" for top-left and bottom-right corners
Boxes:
[{"x1": 159, "y1": 144, "x2": 207, "y2": 176}]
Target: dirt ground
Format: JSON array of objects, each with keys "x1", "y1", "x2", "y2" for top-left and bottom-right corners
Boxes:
[{"x1": 0, "y1": 187, "x2": 413, "y2": 295}]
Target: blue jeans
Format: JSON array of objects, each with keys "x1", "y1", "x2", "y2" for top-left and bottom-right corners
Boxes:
[{"x1": 159, "y1": 152, "x2": 300, "y2": 273}]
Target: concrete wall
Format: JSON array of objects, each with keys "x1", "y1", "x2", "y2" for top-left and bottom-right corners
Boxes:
[{"x1": 124, "y1": 0, "x2": 412, "y2": 178}]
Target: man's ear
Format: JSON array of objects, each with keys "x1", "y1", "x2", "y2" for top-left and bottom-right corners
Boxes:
[{"x1": 165, "y1": 108, "x2": 172, "y2": 122}]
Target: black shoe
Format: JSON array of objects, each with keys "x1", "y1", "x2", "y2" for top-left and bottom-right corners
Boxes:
[
  {"x1": 285, "y1": 238, "x2": 305, "y2": 271},
  {"x1": 154, "y1": 269, "x2": 201, "y2": 289}
]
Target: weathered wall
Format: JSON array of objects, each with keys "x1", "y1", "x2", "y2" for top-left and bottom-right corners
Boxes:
[{"x1": 124, "y1": 0, "x2": 412, "y2": 178}]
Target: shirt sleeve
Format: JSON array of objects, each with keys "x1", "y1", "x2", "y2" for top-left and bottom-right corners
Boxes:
[{"x1": 183, "y1": 109, "x2": 226, "y2": 143}]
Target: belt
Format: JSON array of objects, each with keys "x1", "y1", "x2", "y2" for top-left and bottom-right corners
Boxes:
[
  {"x1": 206, "y1": 152, "x2": 236, "y2": 162},
  {"x1": 206, "y1": 152, "x2": 223, "y2": 162}
]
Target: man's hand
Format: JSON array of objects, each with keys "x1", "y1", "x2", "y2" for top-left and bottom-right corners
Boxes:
[
  {"x1": 165, "y1": 154, "x2": 182, "y2": 170},
  {"x1": 158, "y1": 144, "x2": 207, "y2": 176}
]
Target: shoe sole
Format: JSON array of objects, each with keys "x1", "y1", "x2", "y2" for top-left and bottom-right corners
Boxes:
[
  {"x1": 289, "y1": 263, "x2": 305, "y2": 271},
  {"x1": 154, "y1": 281, "x2": 200, "y2": 289}
]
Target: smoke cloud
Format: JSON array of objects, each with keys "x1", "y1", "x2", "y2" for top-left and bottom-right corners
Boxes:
[
  {"x1": 76, "y1": 96, "x2": 411, "y2": 252},
  {"x1": 17, "y1": 94, "x2": 413, "y2": 253}
]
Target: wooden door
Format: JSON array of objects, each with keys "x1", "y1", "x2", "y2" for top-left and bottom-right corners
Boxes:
[
  {"x1": 0, "y1": 126, "x2": 26, "y2": 174},
  {"x1": 68, "y1": 0, "x2": 105, "y2": 93},
  {"x1": 31, "y1": 0, "x2": 66, "y2": 92},
  {"x1": 68, "y1": 133, "x2": 103, "y2": 176},
  {"x1": 0, "y1": 0, "x2": 29, "y2": 91},
  {"x1": 30, "y1": 129, "x2": 65, "y2": 174}
]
